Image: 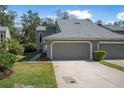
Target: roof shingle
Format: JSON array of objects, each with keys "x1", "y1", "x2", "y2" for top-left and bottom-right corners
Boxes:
[
  {"x1": 102, "y1": 25, "x2": 124, "y2": 31},
  {"x1": 44, "y1": 19, "x2": 124, "y2": 40}
]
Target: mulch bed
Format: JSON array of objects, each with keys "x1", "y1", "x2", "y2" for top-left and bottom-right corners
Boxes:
[
  {"x1": 0, "y1": 70, "x2": 13, "y2": 80},
  {"x1": 37, "y1": 53, "x2": 50, "y2": 61}
]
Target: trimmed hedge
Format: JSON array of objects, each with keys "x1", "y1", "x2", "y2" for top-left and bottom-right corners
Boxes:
[{"x1": 93, "y1": 50, "x2": 106, "y2": 61}]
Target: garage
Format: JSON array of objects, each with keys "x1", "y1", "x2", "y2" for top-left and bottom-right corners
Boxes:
[
  {"x1": 99, "y1": 42, "x2": 124, "y2": 59},
  {"x1": 51, "y1": 41, "x2": 92, "y2": 60}
]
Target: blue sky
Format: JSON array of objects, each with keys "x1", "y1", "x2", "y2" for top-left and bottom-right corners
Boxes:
[{"x1": 8, "y1": 5, "x2": 124, "y2": 23}]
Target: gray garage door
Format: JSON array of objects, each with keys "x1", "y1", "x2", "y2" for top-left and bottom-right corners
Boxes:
[
  {"x1": 99, "y1": 44, "x2": 124, "y2": 59},
  {"x1": 52, "y1": 43, "x2": 90, "y2": 60}
]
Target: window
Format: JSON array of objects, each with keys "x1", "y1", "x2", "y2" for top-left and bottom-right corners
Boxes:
[
  {"x1": 0, "y1": 33, "x2": 4, "y2": 43},
  {"x1": 1, "y1": 34, "x2": 4, "y2": 42},
  {"x1": 45, "y1": 45, "x2": 47, "y2": 50},
  {"x1": 39, "y1": 34, "x2": 42, "y2": 43}
]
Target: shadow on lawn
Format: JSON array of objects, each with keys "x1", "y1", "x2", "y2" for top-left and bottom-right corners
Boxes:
[{"x1": 17, "y1": 52, "x2": 37, "y2": 62}]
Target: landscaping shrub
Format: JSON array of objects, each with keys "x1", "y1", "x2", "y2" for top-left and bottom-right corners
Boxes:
[
  {"x1": 93, "y1": 50, "x2": 106, "y2": 61},
  {"x1": 0, "y1": 51, "x2": 16, "y2": 72},
  {"x1": 2, "y1": 39, "x2": 24, "y2": 55},
  {"x1": 23, "y1": 43, "x2": 36, "y2": 53},
  {"x1": 9, "y1": 45, "x2": 24, "y2": 55},
  {"x1": 0, "y1": 42, "x2": 6, "y2": 52}
]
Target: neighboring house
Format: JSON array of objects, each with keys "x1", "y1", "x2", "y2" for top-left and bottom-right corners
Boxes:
[
  {"x1": 36, "y1": 19, "x2": 124, "y2": 60},
  {"x1": 36, "y1": 26, "x2": 57, "y2": 53},
  {"x1": 101, "y1": 25, "x2": 124, "y2": 35},
  {"x1": 0, "y1": 27, "x2": 11, "y2": 44}
]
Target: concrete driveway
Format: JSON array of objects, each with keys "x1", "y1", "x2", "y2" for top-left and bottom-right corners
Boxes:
[
  {"x1": 105, "y1": 60, "x2": 124, "y2": 67},
  {"x1": 53, "y1": 61, "x2": 124, "y2": 88}
]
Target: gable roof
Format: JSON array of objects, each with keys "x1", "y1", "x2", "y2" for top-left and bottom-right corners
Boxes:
[
  {"x1": 0, "y1": 27, "x2": 9, "y2": 32},
  {"x1": 44, "y1": 19, "x2": 124, "y2": 40},
  {"x1": 36, "y1": 26, "x2": 47, "y2": 31},
  {"x1": 36, "y1": 26, "x2": 56, "y2": 32},
  {"x1": 102, "y1": 25, "x2": 124, "y2": 31}
]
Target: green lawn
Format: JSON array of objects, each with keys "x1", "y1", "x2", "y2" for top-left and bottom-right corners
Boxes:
[
  {"x1": 0, "y1": 62, "x2": 57, "y2": 88},
  {"x1": 100, "y1": 61, "x2": 124, "y2": 72}
]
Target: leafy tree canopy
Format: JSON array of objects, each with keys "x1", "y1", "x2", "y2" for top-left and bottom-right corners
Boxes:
[
  {"x1": 20, "y1": 10, "x2": 41, "y2": 43},
  {"x1": 56, "y1": 9, "x2": 77, "y2": 19},
  {"x1": 0, "y1": 5, "x2": 17, "y2": 39}
]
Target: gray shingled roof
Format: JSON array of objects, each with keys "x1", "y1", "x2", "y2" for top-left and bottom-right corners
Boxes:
[
  {"x1": 0, "y1": 27, "x2": 9, "y2": 32},
  {"x1": 36, "y1": 26, "x2": 56, "y2": 32},
  {"x1": 103, "y1": 25, "x2": 124, "y2": 31},
  {"x1": 44, "y1": 19, "x2": 124, "y2": 40},
  {"x1": 36, "y1": 26, "x2": 47, "y2": 31}
]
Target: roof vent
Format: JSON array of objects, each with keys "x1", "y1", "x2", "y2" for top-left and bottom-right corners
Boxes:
[
  {"x1": 75, "y1": 22, "x2": 80, "y2": 24},
  {"x1": 78, "y1": 22, "x2": 80, "y2": 24},
  {"x1": 75, "y1": 22, "x2": 77, "y2": 24}
]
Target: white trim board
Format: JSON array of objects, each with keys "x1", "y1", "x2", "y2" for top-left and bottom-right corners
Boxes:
[
  {"x1": 97, "y1": 41, "x2": 124, "y2": 50},
  {"x1": 50, "y1": 41, "x2": 92, "y2": 60}
]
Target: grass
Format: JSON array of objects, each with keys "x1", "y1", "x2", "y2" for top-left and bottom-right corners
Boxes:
[
  {"x1": 16, "y1": 55, "x2": 25, "y2": 61},
  {"x1": 0, "y1": 62, "x2": 57, "y2": 88},
  {"x1": 100, "y1": 61, "x2": 124, "y2": 72}
]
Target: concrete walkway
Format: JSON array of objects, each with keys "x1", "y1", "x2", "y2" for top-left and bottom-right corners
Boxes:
[
  {"x1": 105, "y1": 60, "x2": 124, "y2": 67},
  {"x1": 53, "y1": 61, "x2": 124, "y2": 88}
]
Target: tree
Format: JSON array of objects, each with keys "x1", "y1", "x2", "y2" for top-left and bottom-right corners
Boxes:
[
  {"x1": 20, "y1": 10, "x2": 41, "y2": 43},
  {"x1": 0, "y1": 5, "x2": 8, "y2": 13},
  {"x1": 114, "y1": 20, "x2": 124, "y2": 26},
  {"x1": 0, "y1": 5, "x2": 17, "y2": 39},
  {"x1": 42, "y1": 17, "x2": 55, "y2": 26},
  {"x1": 0, "y1": 5, "x2": 16, "y2": 27},
  {"x1": 42, "y1": 17, "x2": 56, "y2": 30},
  {"x1": 95, "y1": 20, "x2": 103, "y2": 25},
  {"x1": 61, "y1": 11, "x2": 70, "y2": 19},
  {"x1": 56, "y1": 9, "x2": 77, "y2": 19}
]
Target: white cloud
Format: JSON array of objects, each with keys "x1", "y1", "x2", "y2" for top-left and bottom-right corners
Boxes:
[
  {"x1": 67, "y1": 10, "x2": 92, "y2": 19},
  {"x1": 117, "y1": 12, "x2": 124, "y2": 21}
]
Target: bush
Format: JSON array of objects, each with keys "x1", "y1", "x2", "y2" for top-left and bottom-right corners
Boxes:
[
  {"x1": 0, "y1": 51, "x2": 16, "y2": 72},
  {"x1": 23, "y1": 43, "x2": 36, "y2": 53},
  {"x1": 9, "y1": 45, "x2": 24, "y2": 55},
  {"x1": 93, "y1": 50, "x2": 106, "y2": 61},
  {"x1": 0, "y1": 42, "x2": 6, "y2": 52}
]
